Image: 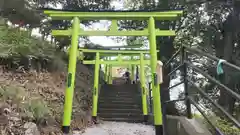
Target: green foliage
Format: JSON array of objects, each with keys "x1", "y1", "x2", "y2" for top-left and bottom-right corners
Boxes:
[
  {"x1": 0, "y1": 85, "x2": 26, "y2": 104},
  {"x1": 126, "y1": 36, "x2": 146, "y2": 47},
  {"x1": 0, "y1": 0, "x2": 43, "y2": 28},
  {"x1": 0, "y1": 25, "x2": 67, "y2": 71},
  {"x1": 25, "y1": 98, "x2": 50, "y2": 122},
  {"x1": 0, "y1": 85, "x2": 50, "y2": 123},
  {"x1": 215, "y1": 119, "x2": 240, "y2": 135},
  {"x1": 0, "y1": 26, "x2": 55, "y2": 59},
  {"x1": 197, "y1": 114, "x2": 240, "y2": 135}
]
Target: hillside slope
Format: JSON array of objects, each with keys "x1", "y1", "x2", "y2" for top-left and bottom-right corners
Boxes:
[{"x1": 0, "y1": 62, "x2": 103, "y2": 135}]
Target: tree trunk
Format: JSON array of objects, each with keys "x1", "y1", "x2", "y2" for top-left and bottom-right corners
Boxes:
[
  {"x1": 155, "y1": 0, "x2": 179, "y2": 114},
  {"x1": 156, "y1": 33, "x2": 179, "y2": 115},
  {"x1": 217, "y1": 13, "x2": 236, "y2": 115}
]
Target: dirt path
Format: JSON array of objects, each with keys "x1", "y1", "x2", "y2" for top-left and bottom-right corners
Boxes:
[{"x1": 79, "y1": 121, "x2": 155, "y2": 135}]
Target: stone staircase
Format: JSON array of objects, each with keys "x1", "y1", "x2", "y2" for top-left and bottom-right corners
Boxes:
[{"x1": 98, "y1": 84, "x2": 144, "y2": 123}]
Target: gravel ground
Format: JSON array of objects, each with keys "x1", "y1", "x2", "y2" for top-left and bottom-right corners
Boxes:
[{"x1": 79, "y1": 121, "x2": 155, "y2": 135}]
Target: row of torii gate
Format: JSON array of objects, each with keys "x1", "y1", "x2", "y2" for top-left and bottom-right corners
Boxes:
[
  {"x1": 43, "y1": 9, "x2": 183, "y2": 135},
  {"x1": 80, "y1": 47, "x2": 160, "y2": 122}
]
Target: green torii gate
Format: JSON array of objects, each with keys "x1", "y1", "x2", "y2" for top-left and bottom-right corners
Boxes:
[
  {"x1": 79, "y1": 49, "x2": 153, "y2": 122},
  {"x1": 44, "y1": 9, "x2": 183, "y2": 135}
]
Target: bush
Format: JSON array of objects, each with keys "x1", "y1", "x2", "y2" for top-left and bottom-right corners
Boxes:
[
  {"x1": 215, "y1": 119, "x2": 240, "y2": 135},
  {"x1": 0, "y1": 25, "x2": 66, "y2": 71},
  {"x1": 25, "y1": 98, "x2": 50, "y2": 123},
  {"x1": 0, "y1": 26, "x2": 55, "y2": 57},
  {"x1": 0, "y1": 85, "x2": 51, "y2": 124},
  {"x1": 197, "y1": 114, "x2": 240, "y2": 135},
  {"x1": 0, "y1": 85, "x2": 26, "y2": 110}
]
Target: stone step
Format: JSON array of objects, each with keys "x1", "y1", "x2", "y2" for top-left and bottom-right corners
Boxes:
[
  {"x1": 99, "y1": 102, "x2": 140, "y2": 106},
  {"x1": 99, "y1": 99, "x2": 137, "y2": 104},
  {"x1": 101, "y1": 86, "x2": 138, "y2": 90},
  {"x1": 99, "y1": 95, "x2": 138, "y2": 98},
  {"x1": 101, "y1": 86, "x2": 139, "y2": 92},
  {"x1": 103, "y1": 84, "x2": 138, "y2": 87},
  {"x1": 98, "y1": 112, "x2": 143, "y2": 119},
  {"x1": 100, "y1": 91, "x2": 138, "y2": 95},
  {"x1": 99, "y1": 97, "x2": 135, "y2": 101},
  {"x1": 98, "y1": 84, "x2": 143, "y2": 123},
  {"x1": 99, "y1": 117, "x2": 144, "y2": 123},
  {"x1": 98, "y1": 103, "x2": 141, "y2": 109},
  {"x1": 100, "y1": 91, "x2": 138, "y2": 94},
  {"x1": 100, "y1": 93, "x2": 139, "y2": 97},
  {"x1": 98, "y1": 108, "x2": 142, "y2": 114},
  {"x1": 99, "y1": 97, "x2": 138, "y2": 101},
  {"x1": 98, "y1": 96, "x2": 139, "y2": 101}
]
